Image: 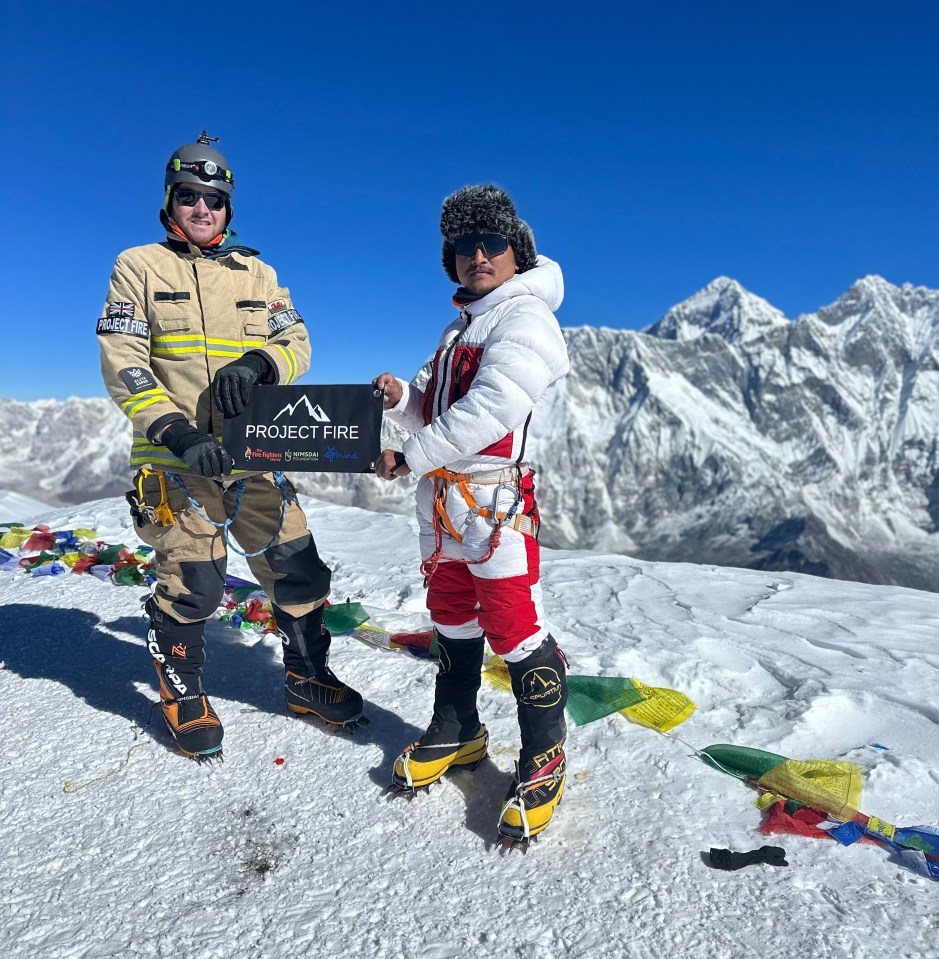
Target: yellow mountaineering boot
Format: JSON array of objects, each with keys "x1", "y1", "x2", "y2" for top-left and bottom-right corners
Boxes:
[
  {"x1": 393, "y1": 718, "x2": 489, "y2": 790},
  {"x1": 498, "y1": 635, "x2": 569, "y2": 846},
  {"x1": 498, "y1": 741, "x2": 567, "y2": 843},
  {"x1": 391, "y1": 631, "x2": 488, "y2": 793}
]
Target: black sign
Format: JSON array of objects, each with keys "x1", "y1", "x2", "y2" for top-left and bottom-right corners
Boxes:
[{"x1": 223, "y1": 385, "x2": 382, "y2": 473}]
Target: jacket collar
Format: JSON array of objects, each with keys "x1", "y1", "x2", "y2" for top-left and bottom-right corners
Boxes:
[
  {"x1": 160, "y1": 210, "x2": 259, "y2": 260},
  {"x1": 457, "y1": 255, "x2": 564, "y2": 318}
]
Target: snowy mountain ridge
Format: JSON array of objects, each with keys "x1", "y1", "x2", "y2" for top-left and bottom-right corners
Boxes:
[{"x1": 4, "y1": 274, "x2": 939, "y2": 589}]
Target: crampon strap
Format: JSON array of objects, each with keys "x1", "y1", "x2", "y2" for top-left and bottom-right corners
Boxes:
[{"x1": 498, "y1": 753, "x2": 566, "y2": 841}]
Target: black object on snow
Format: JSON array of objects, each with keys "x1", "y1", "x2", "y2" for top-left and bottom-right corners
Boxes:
[{"x1": 708, "y1": 845, "x2": 789, "y2": 871}]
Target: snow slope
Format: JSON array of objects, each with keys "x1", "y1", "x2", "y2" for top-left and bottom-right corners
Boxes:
[{"x1": 0, "y1": 493, "x2": 937, "y2": 959}]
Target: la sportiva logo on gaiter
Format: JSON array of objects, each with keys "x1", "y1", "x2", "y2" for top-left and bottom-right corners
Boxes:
[{"x1": 519, "y1": 667, "x2": 563, "y2": 708}]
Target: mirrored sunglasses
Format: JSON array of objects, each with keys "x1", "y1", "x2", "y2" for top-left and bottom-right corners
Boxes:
[
  {"x1": 453, "y1": 232, "x2": 509, "y2": 258},
  {"x1": 173, "y1": 188, "x2": 227, "y2": 211}
]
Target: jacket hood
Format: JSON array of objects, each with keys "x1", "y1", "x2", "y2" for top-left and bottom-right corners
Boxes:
[{"x1": 462, "y1": 255, "x2": 563, "y2": 316}]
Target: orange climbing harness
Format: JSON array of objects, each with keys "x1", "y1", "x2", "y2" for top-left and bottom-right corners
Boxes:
[{"x1": 420, "y1": 465, "x2": 539, "y2": 583}]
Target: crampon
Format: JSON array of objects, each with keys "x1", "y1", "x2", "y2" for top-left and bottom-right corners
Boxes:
[
  {"x1": 495, "y1": 744, "x2": 566, "y2": 851},
  {"x1": 388, "y1": 723, "x2": 489, "y2": 796}
]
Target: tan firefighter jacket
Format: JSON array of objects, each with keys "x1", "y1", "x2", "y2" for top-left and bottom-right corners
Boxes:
[{"x1": 98, "y1": 232, "x2": 311, "y2": 472}]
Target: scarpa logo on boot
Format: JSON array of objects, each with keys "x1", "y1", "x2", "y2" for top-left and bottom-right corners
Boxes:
[{"x1": 520, "y1": 667, "x2": 562, "y2": 708}]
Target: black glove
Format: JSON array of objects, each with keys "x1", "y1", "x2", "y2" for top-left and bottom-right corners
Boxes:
[
  {"x1": 161, "y1": 419, "x2": 234, "y2": 477},
  {"x1": 212, "y1": 352, "x2": 273, "y2": 418},
  {"x1": 708, "y1": 846, "x2": 788, "y2": 871}
]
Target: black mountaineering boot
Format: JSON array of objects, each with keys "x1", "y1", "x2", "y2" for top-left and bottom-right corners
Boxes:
[
  {"x1": 145, "y1": 598, "x2": 223, "y2": 760},
  {"x1": 498, "y1": 634, "x2": 569, "y2": 844},
  {"x1": 392, "y1": 630, "x2": 488, "y2": 791},
  {"x1": 279, "y1": 606, "x2": 365, "y2": 726}
]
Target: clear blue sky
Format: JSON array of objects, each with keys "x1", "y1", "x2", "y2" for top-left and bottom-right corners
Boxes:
[{"x1": 3, "y1": 1, "x2": 937, "y2": 400}]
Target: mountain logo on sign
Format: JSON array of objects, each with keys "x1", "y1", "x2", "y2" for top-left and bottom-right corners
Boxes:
[{"x1": 273, "y1": 395, "x2": 330, "y2": 422}]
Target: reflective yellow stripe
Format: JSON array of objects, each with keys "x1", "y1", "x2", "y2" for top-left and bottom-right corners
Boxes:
[
  {"x1": 206, "y1": 338, "x2": 265, "y2": 347},
  {"x1": 124, "y1": 394, "x2": 172, "y2": 417},
  {"x1": 120, "y1": 388, "x2": 164, "y2": 413},
  {"x1": 121, "y1": 389, "x2": 171, "y2": 418},
  {"x1": 275, "y1": 344, "x2": 297, "y2": 383},
  {"x1": 129, "y1": 449, "x2": 188, "y2": 470},
  {"x1": 152, "y1": 334, "x2": 206, "y2": 356},
  {"x1": 129, "y1": 445, "x2": 250, "y2": 474},
  {"x1": 153, "y1": 336, "x2": 266, "y2": 357}
]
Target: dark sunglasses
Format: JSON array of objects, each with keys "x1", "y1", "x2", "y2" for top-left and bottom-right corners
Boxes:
[
  {"x1": 453, "y1": 232, "x2": 510, "y2": 258},
  {"x1": 173, "y1": 188, "x2": 227, "y2": 211}
]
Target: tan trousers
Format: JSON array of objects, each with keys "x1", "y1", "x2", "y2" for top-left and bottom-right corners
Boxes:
[{"x1": 133, "y1": 471, "x2": 331, "y2": 625}]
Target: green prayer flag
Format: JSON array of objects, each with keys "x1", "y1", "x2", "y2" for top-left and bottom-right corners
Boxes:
[
  {"x1": 230, "y1": 585, "x2": 261, "y2": 603},
  {"x1": 566, "y1": 675, "x2": 647, "y2": 726},
  {"x1": 324, "y1": 602, "x2": 370, "y2": 634},
  {"x1": 112, "y1": 565, "x2": 146, "y2": 586},
  {"x1": 96, "y1": 544, "x2": 127, "y2": 564}
]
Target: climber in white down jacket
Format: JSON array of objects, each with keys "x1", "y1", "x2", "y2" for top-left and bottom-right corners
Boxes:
[{"x1": 373, "y1": 184, "x2": 572, "y2": 846}]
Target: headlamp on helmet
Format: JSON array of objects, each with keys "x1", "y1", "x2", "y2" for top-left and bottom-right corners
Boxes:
[{"x1": 164, "y1": 130, "x2": 235, "y2": 196}]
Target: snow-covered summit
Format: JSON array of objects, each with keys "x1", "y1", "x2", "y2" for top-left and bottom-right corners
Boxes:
[{"x1": 645, "y1": 276, "x2": 789, "y2": 345}]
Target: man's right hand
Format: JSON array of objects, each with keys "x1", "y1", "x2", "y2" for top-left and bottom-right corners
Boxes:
[
  {"x1": 161, "y1": 420, "x2": 234, "y2": 477},
  {"x1": 372, "y1": 373, "x2": 403, "y2": 410}
]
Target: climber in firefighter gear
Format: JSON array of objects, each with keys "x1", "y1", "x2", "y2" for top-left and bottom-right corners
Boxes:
[
  {"x1": 98, "y1": 131, "x2": 364, "y2": 759},
  {"x1": 373, "y1": 184, "x2": 571, "y2": 844}
]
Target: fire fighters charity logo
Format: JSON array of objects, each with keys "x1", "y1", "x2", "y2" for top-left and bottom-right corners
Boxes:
[
  {"x1": 244, "y1": 445, "x2": 282, "y2": 463},
  {"x1": 519, "y1": 667, "x2": 563, "y2": 708}
]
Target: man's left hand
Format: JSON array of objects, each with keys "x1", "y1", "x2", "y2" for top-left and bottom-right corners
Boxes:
[
  {"x1": 212, "y1": 353, "x2": 272, "y2": 418},
  {"x1": 375, "y1": 449, "x2": 411, "y2": 480}
]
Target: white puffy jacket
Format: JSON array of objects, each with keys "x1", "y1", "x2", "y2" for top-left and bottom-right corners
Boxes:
[{"x1": 387, "y1": 256, "x2": 568, "y2": 477}]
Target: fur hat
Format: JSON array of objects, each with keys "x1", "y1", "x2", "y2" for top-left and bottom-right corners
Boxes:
[{"x1": 440, "y1": 184, "x2": 537, "y2": 284}]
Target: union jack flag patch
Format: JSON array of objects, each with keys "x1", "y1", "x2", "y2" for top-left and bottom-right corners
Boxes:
[{"x1": 108, "y1": 301, "x2": 136, "y2": 319}]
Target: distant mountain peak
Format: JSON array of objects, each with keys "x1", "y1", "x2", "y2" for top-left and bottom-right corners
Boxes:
[
  {"x1": 813, "y1": 275, "x2": 917, "y2": 328},
  {"x1": 645, "y1": 277, "x2": 788, "y2": 345},
  {"x1": 702, "y1": 275, "x2": 745, "y2": 294},
  {"x1": 853, "y1": 273, "x2": 892, "y2": 292},
  {"x1": 842, "y1": 274, "x2": 897, "y2": 307}
]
